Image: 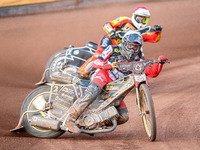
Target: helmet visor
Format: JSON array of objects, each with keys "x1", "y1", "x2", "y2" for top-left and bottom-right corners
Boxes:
[
  {"x1": 125, "y1": 42, "x2": 140, "y2": 52},
  {"x1": 135, "y1": 15, "x2": 149, "y2": 24}
]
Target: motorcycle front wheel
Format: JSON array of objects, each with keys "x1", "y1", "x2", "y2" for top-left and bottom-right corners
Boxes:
[
  {"x1": 139, "y1": 83, "x2": 157, "y2": 141},
  {"x1": 20, "y1": 86, "x2": 65, "y2": 138}
]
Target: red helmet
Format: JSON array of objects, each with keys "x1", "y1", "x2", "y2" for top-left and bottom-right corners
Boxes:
[{"x1": 132, "y1": 6, "x2": 150, "y2": 29}]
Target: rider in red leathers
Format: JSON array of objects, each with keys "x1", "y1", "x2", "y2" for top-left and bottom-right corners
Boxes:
[
  {"x1": 62, "y1": 30, "x2": 168, "y2": 133},
  {"x1": 59, "y1": 7, "x2": 163, "y2": 130},
  {"x1": 98, "y1": 6, "x2": 161, "y2": 54},
  {"x1": 78, "y1": 6, "x2": 162, "y2": 77}
]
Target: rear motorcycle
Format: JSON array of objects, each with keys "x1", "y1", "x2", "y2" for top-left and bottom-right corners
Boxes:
[{"x1": 11, "y1": 58, "x2": 169, "y2": 141}]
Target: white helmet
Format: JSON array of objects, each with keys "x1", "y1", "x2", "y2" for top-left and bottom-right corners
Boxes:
[{"x1": 132, "y1": 6, "x2": 151, "y2": 29}]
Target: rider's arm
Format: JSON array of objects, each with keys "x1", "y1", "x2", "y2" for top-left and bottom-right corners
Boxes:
[
  {"x1": 142, "y1": 31, "x2": 162, "y2": 43},
  {"x1": 142, "y1": 25, "x2": 162, "y2": 43},
  {"x1": 145, "y1": 62, "x2": 163, "y2": 78},
  {"x1": 103, "y1": 22, "x2": 115, "y2": 34},
  {"x1": 98, "y1": 45, "x2": 113, "y2": 61},
  {"x1": 102, "y1": 16, "x2": 132, "y2": 34},
  {"x1": 93, "y1": 46, "x2": 114, "y2": 70},
  {"x1": 145, "y1": 56, "x2": 168, "y2": 78}
]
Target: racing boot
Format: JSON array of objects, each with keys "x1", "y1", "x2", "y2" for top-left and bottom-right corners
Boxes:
[{"x1": 62, "y1": 82, "x2": 102, "y2": 133}]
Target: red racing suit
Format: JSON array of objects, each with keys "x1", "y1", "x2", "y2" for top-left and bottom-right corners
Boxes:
[
  {"x1": 99, "y1": 16, "x2": 161, "y2": 53},
  {"x1": 91, "y1": 45, "x2": 164, "y2": 88},
  {"x1": 78, "y1": 16, "x2": 161, "y2": 77},
  {"x1": 89, "y1": 45, "x2": 166, "y2": 119}
]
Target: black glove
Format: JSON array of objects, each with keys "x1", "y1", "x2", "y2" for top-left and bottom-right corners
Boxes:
[
  {"x1": 109, "y1": 30, "x2": 116, "y2": 38},
  {"x1": 154, "y1": 25, "x2": 162, "y2": 32}
]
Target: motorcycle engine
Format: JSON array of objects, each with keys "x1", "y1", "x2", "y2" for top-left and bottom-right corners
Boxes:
[{"x1": 81, "y1": 106, "x2": 119, "y2": 130}]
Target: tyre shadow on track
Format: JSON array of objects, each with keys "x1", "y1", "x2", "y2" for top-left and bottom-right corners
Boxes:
[
  {"x1": 8, "y1": 129, "x2": 149, "y2": 141},
  {"x1": 60, "y1": 130, "x2": 151, "y2": 141}
]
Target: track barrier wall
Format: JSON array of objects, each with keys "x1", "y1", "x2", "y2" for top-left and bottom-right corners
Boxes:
[
  {"x1": 0, "y1": 0, "x2": 144, "y2": 17},
  {"x1": 0, "y1": 0, "x2": 62, "y2": 7}
]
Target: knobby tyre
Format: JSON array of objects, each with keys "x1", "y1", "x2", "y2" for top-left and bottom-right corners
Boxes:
[
  {"x1": 20, "y1": 86, "x2": 65, "y2": 138},
  {"x1": 139, "y1": 83, "x2": 157, "y2": 141}
]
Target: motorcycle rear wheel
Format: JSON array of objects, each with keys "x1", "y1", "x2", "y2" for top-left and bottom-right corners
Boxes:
[
  {"x1": 20, "y1": 86, "x2": 65, "y2": 138},
  {"x1": 139, "y1": 84, "x2": 157, "y2": 141}
]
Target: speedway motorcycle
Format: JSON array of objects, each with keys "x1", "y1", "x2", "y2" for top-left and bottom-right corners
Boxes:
[
  {"x1": 11, "y1": 58, "x2": 169, "y2": 141},
  {"x1": 36, "y1": 27, "x2": 152, "y2": 85}
]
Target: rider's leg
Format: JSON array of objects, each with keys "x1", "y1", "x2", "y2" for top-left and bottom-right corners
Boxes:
[
  {"x1": 62, "y1": 69, "x2": 112, "y2": 133},
  {"x1": 62, "y1": 82, "x2": 102, "y2": 133}
]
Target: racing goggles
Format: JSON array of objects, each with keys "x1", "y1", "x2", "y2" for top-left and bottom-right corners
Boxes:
[
  {"x1": 125, "y1": 42, "x2": 140, "y2": 52},
  {"x1": 135, "y1": 15, "x2": 149, "y2": 24}
]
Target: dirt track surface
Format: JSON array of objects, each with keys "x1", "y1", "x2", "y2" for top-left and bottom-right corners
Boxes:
[{"x1": 0, "y1": 0, "x2": 200, "y2": 149}]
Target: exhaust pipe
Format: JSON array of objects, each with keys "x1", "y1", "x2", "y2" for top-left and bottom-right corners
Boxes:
[{"x1": 30, "y1": 116, "x2": 61, "y2": 131}]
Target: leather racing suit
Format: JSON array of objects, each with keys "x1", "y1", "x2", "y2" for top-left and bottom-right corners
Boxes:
[
  {"x1": 62, "y1": 44, "x2": 167, "y2": 133},
  {"x1": 89, "y1": 45, "x2": 164, "y2": 125},
  {"x1": 78, "y1": 16, "x2": 161, "y2": 77}
]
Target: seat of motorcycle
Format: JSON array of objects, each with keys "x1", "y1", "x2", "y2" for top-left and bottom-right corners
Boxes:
[{"x1": 85, "y1": 41, "x2": 98, "y2": 50}]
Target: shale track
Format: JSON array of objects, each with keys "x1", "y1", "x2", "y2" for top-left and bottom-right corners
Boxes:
[{"x1": 0, "y1": 0, "x2": 200, "y2": 149}]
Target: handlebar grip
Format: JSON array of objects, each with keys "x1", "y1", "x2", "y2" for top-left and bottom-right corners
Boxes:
[
  {"x1": 154, "y1": 60, "x2": 170, "y2": 64},
  {"x1": 150, "y1": 28, "x2": 156, "y2": 32}
]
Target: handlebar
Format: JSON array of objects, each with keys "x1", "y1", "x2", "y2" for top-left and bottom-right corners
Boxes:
[
  {"x1": 112, "y1": 58, "x2": 170, "y2": 74},
  {"x1": 116, "y1": 31, "x2": 126, "y2": 38},
  {"x1": 115, "y1": 26, "x2": 157, "y2": 39},
  {"x1": 154, "y1": 59, "x2": 170, "y2": 64}
]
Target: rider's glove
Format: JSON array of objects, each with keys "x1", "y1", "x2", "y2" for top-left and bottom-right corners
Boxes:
[
  {"x1": 109, "y1": 30, "x2": 116, "y2": 38},
  {"x1": 102, "y1": 62, "x2": 117, "y2": 70},
  {"x1": 158, "y1": 55, "x2": 168, "y2": 64},
  {"x1": 102, "y1": 64, "x2": 112, "y2": 70},
  {"x1": 154, "y1": 25, "x2": 162, "y2": 32},
  {"x1": 158, "y1": 55, "x2": 168, "y2": 61},
  {"x1": 93, "y1": 59, "x2": 104, "y2": 69},
  {"x1": 93, "y1": 59, "x2": 115, "y2": 70}
]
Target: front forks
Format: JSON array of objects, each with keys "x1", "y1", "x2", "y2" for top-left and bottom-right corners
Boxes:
[{"x1": 136, "y1": 87, "x2": 142, "y2": 115}]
